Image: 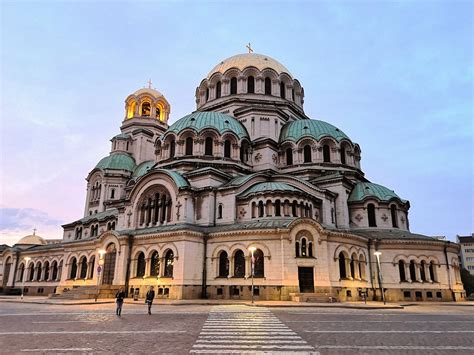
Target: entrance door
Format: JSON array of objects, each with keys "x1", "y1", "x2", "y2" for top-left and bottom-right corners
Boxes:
[
  {"x1": 298, "y1": 267, "x2": 314, "y2": 293},
  {"x1": 102, "y1": 244, "x2": 116, "y2": 285}
]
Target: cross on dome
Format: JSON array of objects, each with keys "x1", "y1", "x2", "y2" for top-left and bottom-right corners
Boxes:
[
  {"x1": 33, "y1": 228, "x2": 37, "y2": 235},
  {"x1": 147, "y1": 79, "x2": 153, "y2": 89},
  {"x1": 246, "y1": 42, "x2": 253, "y2": 53}
]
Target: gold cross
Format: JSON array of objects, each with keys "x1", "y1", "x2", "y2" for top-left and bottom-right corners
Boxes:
[
  {"x1": 246, "y1": 42, "x2": 253, "y2": 53},
  {"x1": 147, "y1": 79, "x2": 153, "y2": 89}
]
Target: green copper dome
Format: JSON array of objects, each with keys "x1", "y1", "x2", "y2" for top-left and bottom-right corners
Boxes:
[
  {"x1": 348, "y1": 182, "x2": 406, "y2": 203},
  {"x1": 280, "y1": 119, "x2": 350, "y2": 143},
  {"x1": 133, "y1": 160, "x2": 155, "y2": 179},
  {"x1": 95, "y1": 153, "x2": 135, "y2": 172},
  {"x1": 238, "y1": 182, "x2": 303, "y2": 198},
  {"x1": 167, "y1": 111, "x2": 249, "y2": 139}
]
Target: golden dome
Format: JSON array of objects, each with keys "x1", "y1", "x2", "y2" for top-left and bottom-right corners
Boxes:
[
  {"x1": 16, "y1": 234, "x2": 47, "y2": 245},
  {"x1": 132, "y1": 87, "x2": 164, "y2": 98},
  {"x1": 207, "y1": 53, "x2": 293, "y2": 79}
]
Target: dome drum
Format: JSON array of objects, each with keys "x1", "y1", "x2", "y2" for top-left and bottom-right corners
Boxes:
[{"x1": 125, "y1": 87, "x2": 171, "y2": 123}]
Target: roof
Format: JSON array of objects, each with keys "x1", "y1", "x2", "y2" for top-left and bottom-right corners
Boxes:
[
  {"x1": 16, "y1": 234, "x2": 47, "y2": 246},
  {"x1": 112, "y1": 133, "x2": 131, "y2": 140},
  {"x1": 63, "y1": 208, "x2": 118, "y2": 227},
  {"x1": 238, "y1": 182, "x2": 303, "y2": 198},
  {"x1": 280, "y1": 119, "x2": 351, "y2": 143},
  {"x1": 131, "y1": 87, "x2": 164, "y2": 98},
  {"x1": 207, "y1": 53, "x2": 292, "y2": 79},
  {"x1": 156, "y1": 169, "x2": 189, "y2": 188},
  {"x1": 225, "y1": 173, "x2": 261, "y2": 187},
  {"x1": 458, "y1": 235, "x2": 474, "y2": 243},
  {"x1": 95, "y1": 153, "x2": 135, "y2": 172},
  {"x1": 348, "y1": 182, "x2": 406, "y2": 204},
  {"x1": 166, "y1": 111, "x2": 249, "y2": 139},
  {"x1": 133, "y1": 160, "x2": 155, "y2": 179},
  {"x1": 349, "y1": 228, "x2": 439, "y2": 241}
]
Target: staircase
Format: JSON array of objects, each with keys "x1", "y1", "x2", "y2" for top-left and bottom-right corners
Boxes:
[
  {"x1": 290, "y1": 292, "x2": 338, "y2": 303},
  {"x1": 50, "y1": 285, "x2": 123, "y2": 300}
]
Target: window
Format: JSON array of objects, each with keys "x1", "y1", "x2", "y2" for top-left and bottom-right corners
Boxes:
[
  {"x1": 295, "y1": 241, "x2": 300, "y2": 257},
  {"x1": 258, "y1": 201, "x2": 264, "y2": 218},
  {"x1": 340, "y1": 147, "x2": 346, "y2": 164},
  {"x1": 404, "y1": 291, "x2": 411, "y2": 298},
  {"x1": 28, "y1": 263, "x2": 34, "y2": 281},
  {"x1": 185, "y1": 137, "x2": 193, "y2": 155},
  {"x1": 217, "y1": 204, "x2": 223, "y2": 219},
  {"x1": 205, "y1": 137, "x2": 213, "y2": 156},
  {"x1": 429, "y1": 262, "x2": 436, "y2": 282},
  {"x1": 280, "y1": 82, "x2": 286, "y2": 99},
  {"x1": 234, "y1": 250, "x2": 245, "y2": 278},
  {"x1": 36, "y1": 263, "x2": 42, "y2": 281},
  {"x1": 247, "y1": 76, "x2": 255, "y2": 93},
  {"x1": 339, "y1": 252, "x2": 347, "y2": 279},
  {"x1": 323, "y1": 144, "x2": 331, "y2": 162},
  {"x1": 309, "y1": 242, "x2": 313, "y2": 257},
  {"x1": 79, "y1": 258, "x2": 87, "y2": 279},
  {"x1": 18, "y1": 264, "x2": 25, "y2": 282},
  {"x1": 136, "y1": 252, "x2": 145, "y2": 277},
  {"x1": 436, "y1": 291, "x2": 442, "y2": 298},
  {"x1": 253, "y1": 249, "x2": 264, "y2": 277},
  {"x1": 205, "y1": 88, "x2": 209, "y2": 102},
  {"x1": 230, "y1": 77, "x2": 237, "y2": 94},
  {"x1": 155, "y1": 107, "x2": 161, "y2": 119},
  {"x1": 70, "y1": 258, "x2": 77, "y2": 279},
  {"x1": 292, "y1": 201, "x2": 298, "y2": 217},
  {"x1": 275, "y1": 200, "x2": 281, "y2": 216},
  {"x1": 350, "y1": 254, "x2": 356, "y2": 278},
  {"x1": 141, "y1": 102, "x2": 151, "y2": 116},
  {"x1": 409, "y1": 260, "x2": 417, "y2": 281},
  {"x1": 164, "y1": 250, "x2": 174, "y2": 277},
  {"x1": 420, "y1": 261, "x2": 427, "y2": 281},
  {"x1": 292, "y1": 88, "x2": 295, "y2": 101},
  {"x1": 216, "y1": 81, "x2": 221, "y2": 99},
  {"x1": 427, "y1": 291, "x2": 433, "y2": 298},
  {"x1": 224, "y1": 140, "x2": 231, "y2": 158},
  {"x1": 89, "y1": 256, "x2": 95, "y2": 279},
  {"x1": 367, "y1": 203, "x2": 377, "y2": 227},
  {"x1": 218, "y1": 251, "x2": 229, "y2": 277},
  {"x1": 399, "y1": 260, "x2": 406, "y2": 281},
  {"x1": 359, "y1": 254, "x2": 365, "y2": 279},
  {"x1": 286, "y1": 148, "x2": 293, "y2": 165},
  {"x1": 169, "y1": 140, "x2": 176, "y2": 158},
  {"x1": 391, "y1": 205, "x2": 398, "y2": 228},
  {"x1": 217, "y1": 288, "x2": 223, "y2": 296},
  {"x1": 150, "y1": 251, "x2": 160, "y2": 276},
  {"x1": 51, "y1": 261, "x2": 58, "y2": 281},
  {"x1": 301, "y1": 238, "x2": 307, "y2": 257},
  {"x1": 43, "y1": 262, "x2": 50, "y2": 280},
  {"x1": 303, "y1": 145, "x2": 312, "y2": 163},
  {"x1": 265, "y1": 78, "x2": 271, "y2": 95},
  {"x1": 110, "y1": 188, "x2": 115, "y2": 199}
]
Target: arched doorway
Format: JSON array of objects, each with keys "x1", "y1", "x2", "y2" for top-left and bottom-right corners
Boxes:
[{"x1": 102, "y1": 243, "x2": 117, "y2": 285}]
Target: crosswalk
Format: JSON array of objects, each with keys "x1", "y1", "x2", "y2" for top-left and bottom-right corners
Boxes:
[{"x1": 190, "y1": 305, "x2": 316, "y2": 354}]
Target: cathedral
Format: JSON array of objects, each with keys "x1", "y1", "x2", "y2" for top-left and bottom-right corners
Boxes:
[{"x1": 0, "y1": 52, "x2": 466, "y2": 302}]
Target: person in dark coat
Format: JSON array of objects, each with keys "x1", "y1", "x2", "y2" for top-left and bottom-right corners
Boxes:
[
  {"x1": 115, "y1": 288, "x2": 125, "y2": 316},
  {"x1": 145, "y1": 286, "x2": 155, "y2": 315}
]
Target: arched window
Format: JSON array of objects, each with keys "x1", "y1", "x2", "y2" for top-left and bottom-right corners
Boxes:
[
  {"x1": 367, "y1": 203, "x2": 377, "y2": 227},
  {"x1": 254, "y1": 249, "x2": 264, "y2": 277},
  {"x1": 205, "y1": 137, "x2": 213, "y2": 156},
  {"x1": 303, "y1": 145, "x2": 312, "y2": 163},
  {"x1": 399, "y1": 260, "x2": 406, "y2": 281},
  {"x1": 258, "y1": 201, "x2": 264, "y2": 218},
  {"x1": 359, "y1": 254, "x2": 366, "y2": 279},
  {"x1": 234, "y1": 250, "x2": 245, "y2": 278},
  {"x1": 141, "y1": 102, "x2": 151, "y2": 116},
  {"x1": 339, "y1": 252, "x2": 347, "y2": 279},
  {"x1": 323, "y1": 144, "x2": 331, "y2": 162},
  {"x1": 280, "y1": 82, "x2": 286, "y2": 99},
  {"x1": 224, "y1": 140, "x2": 231, "y2": 158},
  {"x1": 150, "y1": 251, "x2": 160, "y2": 276},
  {"x1": 218, "y1": 204, "x2": 223, "y2": 219},
  {"x1": 308, "y1": 242, "x2": 313, "y2": 257},
  {"x1": 218, "y1": 251, "x2": 229, "y2": 277},
  {"x1": 70, "y1": 258, "x2": 77, "y2": 279},
  {"x1": 429, "y1": 261, "x2": 436, "y2": 282},
  {"x1": 36, "y1": 263, "x2": 42, "y2": 281},
  {"x1": 230, "y1": 77, "x2": 237, "y2": 94},
  {"x1": 340, "y1": 147, "x2": 346, "y2": 164},
  {"x1": 275, "y1": 200, "x2": 281, "y2": 216},
  {"x1": 18, "y1": 263, "x2": 25, "y2": 282},
  {"x1": 127, "y1": 101, "x2": 136, "y2": 118},
  {"x1": 185, "y1": 137, "x2": 193, "y2": 155},
  {"x1": 51, "y1": 261, "x2": 58, "y2": 281},
  {"x1": 420, "y1": 261, "x2": 426, "y2": 282},
  {"x1": 286, "y1": 148, "x2": 293, "y2": 165},
  {"x1": 28, "y1": 263, "x2": 34, "y2": 281},
  {"x1": 350, "y1": 255, "x2": 356, "y2": 278},
  {"x1": 292, "y1": 200, "x2": 298, "y2": 217},
  {"x1": 89, "y1": 256, "x2": 95, "y2": 279},
  {"x1": 110, "y1": 189, "x2": 115, "y2": 199},
  {"x1": 164, "y1": 250, "x2": 174, "y2": 277},
  {"x1": 79, "y1": 258, "x2": 87, "y2": 279},
  {"x1": 169, "y1": 140, "x2": 176, "y2": 158},
  {"x1": 301, "y1": 238, "x2": 307, "y2": 257},
  {"x1": 240, "y1": 141, "x2": 249, "y2": 163},
  {"x1": 265, "y1": 77, "x2": 272, "y2": 95},
  {"x1": 251, "y1": 201, "x2": 256, "y2": 218},
  {"x1": 216, "y1": 81, "x2": 221, "y2": 99},
  {"x1": 409, "y1": 260, "x2": 417, "y2": 281},
  {"x1": 295, "y1": 241, "x2": 300, "y2": 257},
  {"x1": 205, "y1": 88, "x2": 209, "y2": 102},
  {"x1": 136, "y1": 252, "x2": 146, "y2": 277},
  {"x1": 391, "y1": 205, "x2": 398, "y2": 228},
  {"x1": 247, "y1": 76, "x2": 255, "y2": 93},
  {"x1": 155, "y1": 107, "x2": 161, "y2": 119}
]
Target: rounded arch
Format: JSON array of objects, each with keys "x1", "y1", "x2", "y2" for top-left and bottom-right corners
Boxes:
[
  {"x1": 208, "y1": 72, "x2": 223, "y2": 87},
  {"x1": 211, "y1": 245, "x2": 231, "y2": 259},
  {"x1": 247, "y1": 242, "x2": 271, "y2": 259},
  {"x1": 160, "y1": 242, "x2": 180, "y2": 260}
]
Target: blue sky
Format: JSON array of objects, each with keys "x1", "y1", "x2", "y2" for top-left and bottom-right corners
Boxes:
[{"x1": 0, "y1": 0, "x2": 472, "y2": 245}]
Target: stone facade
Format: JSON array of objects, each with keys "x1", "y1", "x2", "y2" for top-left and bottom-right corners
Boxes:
[{"x1": 0, "y1": 53, "x2": 466, "y2": 302}]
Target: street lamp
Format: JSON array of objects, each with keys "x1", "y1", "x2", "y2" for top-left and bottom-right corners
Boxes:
[
  {"x1": 21, "y1": 257, "x2": 31, "y2": 300},
  {"x1": 374, "y1": 251, "x2": 386, "y2": 305},
  {"x1": 95, "y1": 249, "x2": 106, "y2": 302},
  {"x1": 248, "y1": 246, "x2": 256, "y2": 305}
]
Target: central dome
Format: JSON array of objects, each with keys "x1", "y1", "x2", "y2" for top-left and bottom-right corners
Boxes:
[{"x1": 207, "y1": 53, "x2": 293, "y2": 79}]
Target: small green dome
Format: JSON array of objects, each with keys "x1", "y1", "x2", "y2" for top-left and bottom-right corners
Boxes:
[
  {"x1": 348, "y1": 182, "x2": 406, "y2": 203},
  {"x1": 280, "y1": 119, "x2": 350, "y2": 143},
  {"x1": 166, "y1": 111, "x2": 249, "y2": 139},
  {"x1": 133, "y1": 160, "x2": 155, "y2": 179},
  {"x1": 238, "y1": 182, "x2": 303, "y2": 198},
  {"x1": 95, "y1": 153, "x2": 135, "y2": 171}
]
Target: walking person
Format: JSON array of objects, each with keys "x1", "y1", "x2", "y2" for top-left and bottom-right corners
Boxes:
[
  {"x1": 115, "y1": 288, "x2": 125, "y2": 316},
  {"x1": 145, "y1": 286, "x2": 155, "y2": 315}
]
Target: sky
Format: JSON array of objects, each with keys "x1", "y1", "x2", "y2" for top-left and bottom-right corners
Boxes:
[{"x1": 0, "y1": 0, "x2": 472, "y2": 246}]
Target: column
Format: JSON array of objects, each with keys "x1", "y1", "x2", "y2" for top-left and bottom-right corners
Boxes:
[{"x1": 415, "y1": 263, "x2": 422, "y2": 282}]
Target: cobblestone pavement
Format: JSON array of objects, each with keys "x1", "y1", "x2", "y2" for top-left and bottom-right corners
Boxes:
[{"x1": 0, "y1": 301, "x2": 473, "y2": 354}]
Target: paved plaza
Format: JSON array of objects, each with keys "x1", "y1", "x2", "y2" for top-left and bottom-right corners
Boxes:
[{"x1": 0, "y1": 301, "x2": 473, "y2": 354}]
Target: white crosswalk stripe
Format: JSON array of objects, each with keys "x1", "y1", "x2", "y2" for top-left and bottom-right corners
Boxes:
[{"x1": 190, "y1": 305, "x2": 317, "y2": 354}]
